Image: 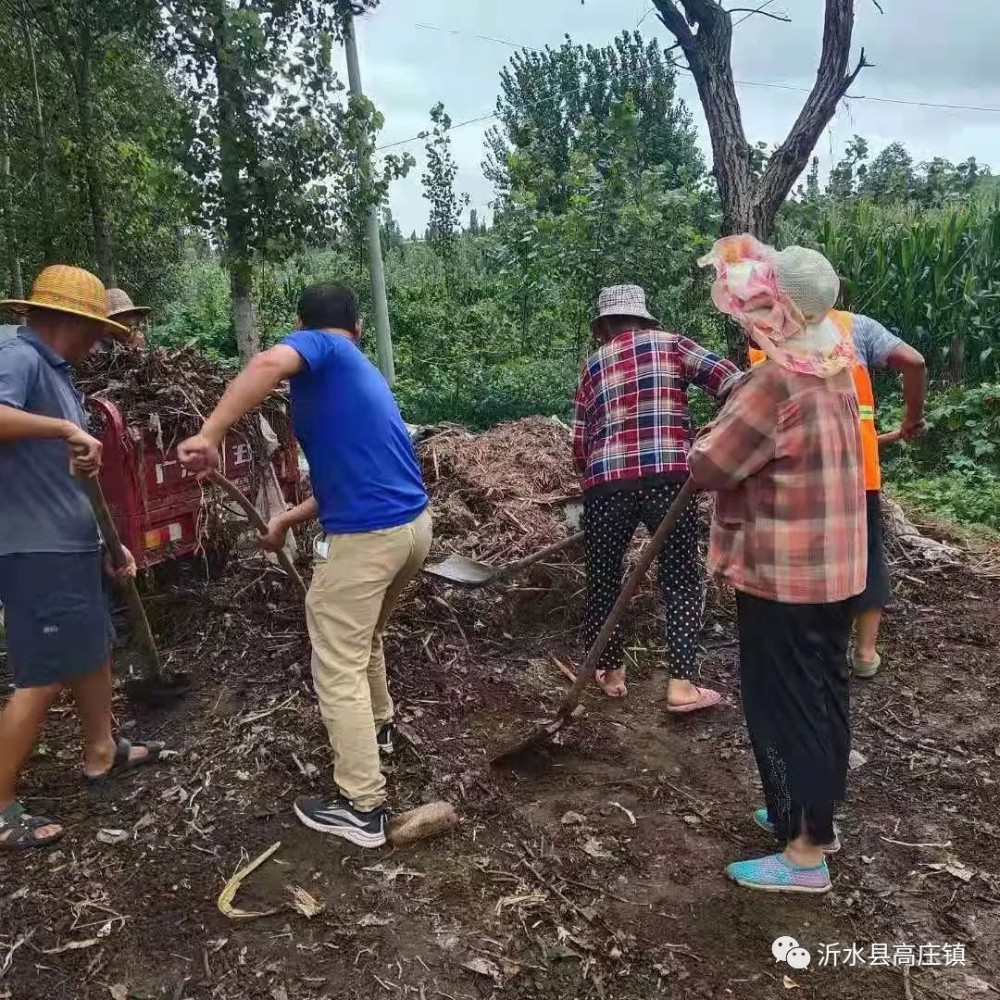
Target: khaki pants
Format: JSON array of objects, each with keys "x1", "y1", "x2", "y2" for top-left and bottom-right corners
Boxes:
[{"x1": 305, "y1": 509, "x2": 432, "y2": 811}]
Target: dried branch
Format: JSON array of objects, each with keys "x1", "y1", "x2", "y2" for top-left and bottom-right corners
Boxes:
[{"x1": 726, "y1": 6, "x2": 791, "y2": 23}]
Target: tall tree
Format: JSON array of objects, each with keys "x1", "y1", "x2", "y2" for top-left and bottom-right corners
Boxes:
[
  {"x1": 19, "y1": 0, "x2": 158, "y2": 284},
  {"x1": 486, "y1": 31, "x2": 704, "y2": 215},
  {"x1": 161, "y1": 0, "x2": 403, "y2": 361},
  {"x1": 0, "y1": 2, "x2": 189, "y2": 302},
  {"x1": 651, "y1": 0, "x2": 871, "y2": 360},
  {"x1": 859, "y1": 142, "x2": 916, "y2": 203},
  {"x1": 422, "y1": 102, "x2": 467, "y2": 260}
]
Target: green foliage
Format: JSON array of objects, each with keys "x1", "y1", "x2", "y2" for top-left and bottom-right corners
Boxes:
[
  {"x1": 820, "y1": 135, "x2": 989, "y2": 209},
  {"x1": 422, "y1": 102, "x2": 468, "y2": 257},
  {"x1": 889, "y1": 468, "x2": 1000, "y2": 531},
  {"x1": 818, "y1": 199, "x2": 1000, "y2": 383},
  {"x1": 872, "y1": 383, "x2": 1000, "y2": 529},
  {"x1": 162, "y1": 1, "x2": 407, "y2": 259},
  {"x1": 486, "y1": 31, "x2": 704, "y2": 213},
  {"x1": 0, "y1": 2, "x2": 187, "y2": 301}
]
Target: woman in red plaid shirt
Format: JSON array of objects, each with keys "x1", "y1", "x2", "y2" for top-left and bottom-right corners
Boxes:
[
  {"x1": 690, "y1": 237, "x2": 866, "y2": 895},
  {"x1": 572, "y1": 285, "x2": 741, "y2": 710}
]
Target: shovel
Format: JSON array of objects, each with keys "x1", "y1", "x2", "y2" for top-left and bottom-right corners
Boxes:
[
  {"x1": 490, "y1": 478, "x2": 696, "y2": 766},
  {"x1": 423, "y1": 531, "x2": 584, "y2": 588},
  {"x1": 85, "y1": 480, "x2": 191, "y2": 704}
]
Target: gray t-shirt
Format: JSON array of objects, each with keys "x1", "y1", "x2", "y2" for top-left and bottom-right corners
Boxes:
[
  {"x1": 852, "y1": 313, "x2": 902, "y2": 372},
  {"x1": 0, "y1": 329, "x2": 100, "y2": 555}
]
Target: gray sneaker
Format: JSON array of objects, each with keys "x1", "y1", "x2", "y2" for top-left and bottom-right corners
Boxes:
[
  {"x1": 376, "y1": 723, "x2": 395, "y2": 757},
  {"x1": 293, "y1": 796, "x2": 387, "y2": 848}
]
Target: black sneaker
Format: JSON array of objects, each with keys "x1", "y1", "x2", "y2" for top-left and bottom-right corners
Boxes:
[
  {"x1": 293, "y1": 795, "x2": 388, "y2": 848},
  {"x1": 376, "y1": 723, "x2": 395, "y2": 757}
]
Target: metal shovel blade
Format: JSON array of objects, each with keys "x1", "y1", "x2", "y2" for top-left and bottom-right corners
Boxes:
[{"x1": 422, "y1": 553, "x2": 500, "y2": 587}]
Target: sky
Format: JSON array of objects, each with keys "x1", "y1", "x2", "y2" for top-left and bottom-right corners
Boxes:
[{"x1": 340, "y1": 0, "x2": 1000, "y2": 235}]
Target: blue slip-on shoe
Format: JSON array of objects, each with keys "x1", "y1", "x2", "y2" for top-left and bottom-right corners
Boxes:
[{"x1": 726, "y1": 852, "x2": 832, "y2": 894}]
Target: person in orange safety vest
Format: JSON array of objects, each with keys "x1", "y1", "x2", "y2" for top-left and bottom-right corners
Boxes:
[{"x1": 749, "y1": 289, "x2": 926, "y2": 678}]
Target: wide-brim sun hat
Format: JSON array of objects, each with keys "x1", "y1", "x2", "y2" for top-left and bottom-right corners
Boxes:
[
  {"x1": 2, "y1": 264, "x2": 131, "y2": 341},
  {"x1": 698, "y1": 235, "x2": 854, "y2": 379},
  {"x1": 590, "y1": 284, "x2": 659, "y2": 332},
  {"x1": 106, "y1": 286, "x2": 151, "y2": 322}
]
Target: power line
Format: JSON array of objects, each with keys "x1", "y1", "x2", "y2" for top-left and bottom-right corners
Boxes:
[{"x1": 413, "y1": 22, "x2": 539, "y2": 52}]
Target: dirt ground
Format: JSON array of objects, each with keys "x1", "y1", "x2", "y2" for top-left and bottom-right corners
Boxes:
[{"x1": 2, "y1": 537, "x2": 999, "y2": 1000}]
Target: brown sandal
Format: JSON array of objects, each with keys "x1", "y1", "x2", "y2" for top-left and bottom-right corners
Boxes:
[
  {"x1": 0, "y1": 801, "x2": 64, "y2": 850},
  {"x1": 85, "y1": 738, "x2": 165, "y2": 785}
]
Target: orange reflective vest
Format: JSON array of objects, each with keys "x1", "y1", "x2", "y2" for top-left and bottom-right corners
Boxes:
[{"x1": 748, "y1": 311, "x2": 880, "y2": 491}]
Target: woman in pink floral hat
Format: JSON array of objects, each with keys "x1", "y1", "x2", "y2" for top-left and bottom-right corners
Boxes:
[{"x1": 689, "y1": 236, "x2": 866, "y2": 894}]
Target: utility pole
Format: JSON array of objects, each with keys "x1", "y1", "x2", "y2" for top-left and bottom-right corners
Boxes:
[{"x1": 342, "y1": 7, "x2": 395, "y2": 384}]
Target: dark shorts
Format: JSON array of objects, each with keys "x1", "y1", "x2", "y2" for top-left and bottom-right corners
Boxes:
[
  {"x1": 0, "y1": 551, "x2": 111, "y2": 688},
  {"x1": 855, "y1": 491, "x2": 892, "y2": 613}
]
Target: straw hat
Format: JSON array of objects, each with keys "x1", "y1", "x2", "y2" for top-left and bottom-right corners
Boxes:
[
  {"x1": 591, "y1": 284, "x2": 659, "y2": 332},
  {"x1": 2, "y1": 265, "x2": 131, "y2": 340},
  {"x1": 773, "y1": 246, "x2": 840, "y2": 321},
  {"x1": 106, "y1": 287, "x2": 150, "y2": 322}
]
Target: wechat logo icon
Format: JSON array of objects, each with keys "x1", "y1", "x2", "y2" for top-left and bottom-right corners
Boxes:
[{"x1": 773, "y1": 936, "x2": 812, "y2": 970}]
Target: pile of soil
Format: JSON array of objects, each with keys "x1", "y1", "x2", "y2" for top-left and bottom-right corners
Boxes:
[{"x1": 2, "y1": 418, "x2": 998, "y2": 1000}]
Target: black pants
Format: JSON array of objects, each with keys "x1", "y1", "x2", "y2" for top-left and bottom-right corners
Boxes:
[
  {"x1": 854, "y1": 491, "x2": 892, "y2": 613},
  {"x1": 736, "y1": 591, "x2": 852, "y2": 847},
  {"x1": 583, "y1": 480, "x2": 702, "y2": 681}
]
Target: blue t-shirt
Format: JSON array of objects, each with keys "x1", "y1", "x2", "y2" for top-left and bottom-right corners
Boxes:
[
  {"x1": 851, "y1": 313, "x2": 903, "y2": 372},
  {"x1": 280, "y1": 330, "x2": 427, "y2": 535}
]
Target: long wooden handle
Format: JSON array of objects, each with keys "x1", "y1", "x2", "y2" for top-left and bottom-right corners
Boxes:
[
  {"x1": 208, "y1": 472, "x2": 307, "y2": 596},
  {"x1": 84, "y1": 479, "x2": 165, "y2": 679},
  {"x1": 877, "y1": 428, "x2": 903, "y2": 446},
  {"x1": 505, "y1": 531, "x2": 585, "y2": 574},
  {"x1": 558, "y1": 479, "x2": 697, "y2": 719}
]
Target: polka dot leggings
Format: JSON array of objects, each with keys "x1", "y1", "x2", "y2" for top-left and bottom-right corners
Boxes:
[{"x1": 583, "y1": 481, "x2": 703, "y2": 681}]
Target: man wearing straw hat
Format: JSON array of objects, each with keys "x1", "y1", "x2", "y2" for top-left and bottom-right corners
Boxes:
[
  {"x1": 572, "y1": 284, "x2": 741, "y2": 711},
  {"x1": 0, "y1": 265, "x2": 164, "y2": 850},
  {"x1": 106, "y1": 287, "x2": 151, "y2": 348}
]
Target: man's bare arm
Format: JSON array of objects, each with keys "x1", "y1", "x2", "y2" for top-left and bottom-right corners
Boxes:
[
  {"x1": 178, "y1": 345, "x2": 304, "y2": 472},
  {"x1": 0, "y1": 404, "x2": 75, "y2": 442},
  {"x1": 885, "y1": 342, "x2": 927, "y2": 439},
  {"x1": 203, "y1": 345, "x2": 304, "y2": 442}
]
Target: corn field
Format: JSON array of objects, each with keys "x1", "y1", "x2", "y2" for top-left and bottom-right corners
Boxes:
[{"x1": 818, "y1": 197, "x2": 1000, "y2": 383}]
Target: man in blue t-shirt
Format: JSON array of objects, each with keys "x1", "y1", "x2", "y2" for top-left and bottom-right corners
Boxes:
[{"x1": 179, "y1": 283, "x2": 430, "y2": 848}]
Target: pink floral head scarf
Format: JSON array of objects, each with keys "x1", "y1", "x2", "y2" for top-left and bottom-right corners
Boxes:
[{"x1": 698, "y1": 235, "x2": 855, "y2": 378}]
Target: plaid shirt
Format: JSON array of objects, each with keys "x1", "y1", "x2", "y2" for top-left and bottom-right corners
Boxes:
[
  {"x1": 688, "y1": 362, "x2": 866, "y2": 604},
  {"x1": 572, "y1": 329, "x2": 741, "y2": 490}
]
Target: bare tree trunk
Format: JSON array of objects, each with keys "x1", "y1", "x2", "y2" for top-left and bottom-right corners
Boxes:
[
  {"x1": 1, "y1": 145, "x2": 24, "y2": 299},
  {"x1": 653, "y1": 0, "x2": 869, "y2": 365},
  {"x1": 230, "y1": 259, "x2": 258, "y2": 362},
  {"x1": 76, "y1": 78, "x2": 115, "y2": 285},
  {"x1": 949, "y1": 331, "x2": 965, "y2": 384},
  {"x1": 214, "y1": 10, "x2": 259, "y2": 361},
  {"x1": 66, "y1": 36, "x2": 115, "y2": 285},
  {"x1": 18, "y1": 4, "x2": 53, "y2": 261}
]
